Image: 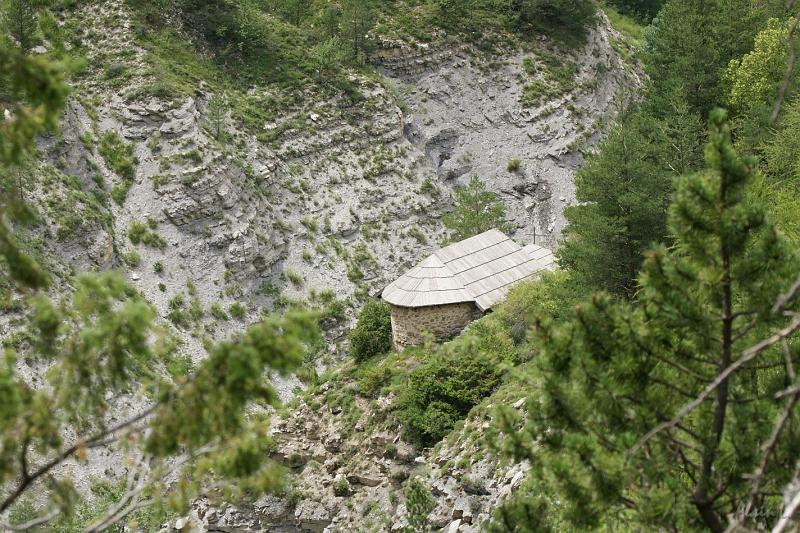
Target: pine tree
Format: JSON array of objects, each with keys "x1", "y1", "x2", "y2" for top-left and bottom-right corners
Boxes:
[
  {"x1": 645, "y1": 0, "x2": 764, "y2": 118},
  {"x1": 557, "y1": 110, "x2": 674, "y2": 298},
  {"x1": 442, "y1": 176, "x2": 512, "y2": 242},
  {"x1": 3, "y1": 0, "x2": 37, "y2": 53},
  {"x1": 340, "y1": 0, "x2": 375, "y2": 63},
  {"x1": 206, "y1": 92, "x2": 227, "y2": 141},
  {"x1": 495, "y1": 110, "x2": 800, "y2": 531}
]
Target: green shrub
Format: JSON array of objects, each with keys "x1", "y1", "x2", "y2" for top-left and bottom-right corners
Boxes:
[
  {"x1": 128, "y1": 220, "x2": 167, "y2": 250},
  {"x1": 229, "y1": 302, "x2": 246, "y2": 320},
  {"x1": 286, "y1": 270, "x2": 303, "y2": 286},
  {"x1": 396, "y1": 326, "x2": 512, "y2": 448},
  {"x1": 167, "y1": 294, "x2": 189, "y2": 328},
  {"x1": 419, "y1": 177, "x2": 440, "y2": 197},
  {"x1": 210, "y1": 302, "x2": 228, "y2": 321},
  {"x1": 121, "y1": 249, "x2": 141, "y2": 267},
  {"x1": 507, "y1": 158, "x2": 521, "y2": 172},
  {"x1": 349, "y1": 299, "x2": 392, "y2": 362},
  {"x1": 164, "y1": 353, "x2": 193, "y2": 380},
  {"x1": 356, "y1": 362, "x2": 392, "y2": 397},
  {"x1": 98, "y1": 131, "x2": 137, "y2": 205},
  {"x1": 333, "y1": 477, "x2": 350, "y2": 497}
]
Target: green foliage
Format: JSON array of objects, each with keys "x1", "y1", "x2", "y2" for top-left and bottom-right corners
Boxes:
[
  {"x1": 286, "y1": 270, "x2": 303, "y2": 286},
  {"x1": 418, "y1": 177, "x2": 440, "y2": 197},
  {"x1": 3, "y1": 0, "x2": 38, "y2": 53},
  {"x1": 210, "y1": 302, "x2": 228, "y2": 321},
  {"x1": 333, "y1": 477, "x2": 350, "y2": 497},
  {"x1": 396, "y1": 322, "x2": 512, "y2": 448},
  {"x1": 206, "y1": 92, "x2": 228, "y2": 140},
  {"x1": 128, "y1": 219, "x2": 167, "y2": 250},
  {"x1": 349, "y1": 299, "x2": 392, "y2": 363},
  {"x1": 725, "y1": 18, "x2": 793, "y2": 113},
  {"x1": 605, "y1": 0, "x2": 665, "y2": 21},
  {"x1": 308, "y1": 36, "x2": 347, "y2": 80},
  {"x1": 98, "y1": 131, "x2": 137, "y2": 205},
  {"x1": 496, "y1": 111, "x2": 800, "y2": 531},
  {"x1": 121, "y1": 249, "x2": 141, "y2": 267},
  {"x1": 442, "y1": 176, "x2": 511, "y2": 242},
  {"x1": 558, "y1": 110, "x2": 685, "y2": 298},
  {"x1": 340, "y1": 0, "x2": 377, "y2": 63},
  {"x1": 229, "y1": 301, "x2": 246, "y2": 320},
  {"x1": 520, "y1": 52, "x2": 578, "y2": 107},
  {"x1": 493, "y1": 270, "x2": 585, "y2": 345},
  {"x1": 404, "y1": 477, "x2": 435, "y2": 533},
  {"x1": 644, "y1": 0, "x2": 766, "y2": 118},
  {"x1": 432, "y1": 0, "x2": 594, "y2": 44}
]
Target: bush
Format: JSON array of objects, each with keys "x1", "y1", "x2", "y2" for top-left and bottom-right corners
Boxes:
[
  {"x1": 333, "y1": 477, "x2": 350, "y2": 497},
  {"x1": 357, "y1": 362, "x2": 392, "y2": 397},
  {"x1": 128, "y1": 220, "x2": 167, "y2": 250},
  {"x1": 210, "y1": 302, "x2": 228, "y2": 321},
  {"x1": 349, "y1": 299, "x2": 392, "y2": 362},
  {"x1": 396, "y1": 326, "x2": 512, "y2": 448},
  {"x1": 510, "y1": 0, "x2": 595, "y2": 40},
  {"x1": 507, "y1": 158, "x2": 521, "y2": 172},
  {"x1": 121, "y1": 250, "x2": 141, "y2": 267},
  {"x1": 229, "y1": 302, "x2": 246, "y2": 320},
  {"x1": 98, "y1": 131, "x2": 137, "y2": 205}
]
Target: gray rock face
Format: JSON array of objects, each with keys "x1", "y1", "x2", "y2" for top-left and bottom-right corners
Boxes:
[{"x1": 294, "y1": 500, "x2": 332, "y2": 533}]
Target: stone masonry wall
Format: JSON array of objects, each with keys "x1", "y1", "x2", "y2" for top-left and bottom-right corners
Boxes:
[{"x1": 390, "y1": 302, "x2": 481, "y2": 350}]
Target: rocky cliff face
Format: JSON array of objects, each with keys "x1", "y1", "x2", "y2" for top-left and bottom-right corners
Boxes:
[
  {"x1": 34, "y1": 2, "x2": 639, "y2": 335},
  {"x1": 10, "y1": 1, "x2": 641, "y2": 530}
]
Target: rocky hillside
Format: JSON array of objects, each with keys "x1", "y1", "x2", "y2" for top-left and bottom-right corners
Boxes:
[
  {"x1": 5, "y1": 0, "x2": 642, "y2": 530},
  {"x1": 30, "y1": 1, "x2": 639, "y2": 346},
  {"x1": 185, "y1": 362, "x2": 533, "y2": 533}
]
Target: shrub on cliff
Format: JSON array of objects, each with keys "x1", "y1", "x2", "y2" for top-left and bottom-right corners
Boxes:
[{"x1": 349, "y1": 299, "x2": 393, "y2": 362}]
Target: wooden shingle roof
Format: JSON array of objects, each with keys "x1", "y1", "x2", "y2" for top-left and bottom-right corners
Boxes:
[{"x1": 382, "y1": 229, "x2": 556, "y2": 311}]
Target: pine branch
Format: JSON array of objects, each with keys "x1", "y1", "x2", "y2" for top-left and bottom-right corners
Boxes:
[
  {"x1": 0, "y1": 509, "x2": 60, "y2": 531},
  {"x1": 630, "y1": 313, "x2": 800, "y2": 457},
  {"x1": 0, "y1": 405, "x2": 156, "y2": 514}
]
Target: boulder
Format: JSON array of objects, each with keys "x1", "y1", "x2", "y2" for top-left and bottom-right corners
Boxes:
[{"x1": 294, "y1": 500, "x2": 332, "y2": 533}]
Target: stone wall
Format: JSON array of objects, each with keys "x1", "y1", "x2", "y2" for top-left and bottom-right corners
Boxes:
[{"x1": 389, "y1": 302, "x2": 481, "y2": 350}]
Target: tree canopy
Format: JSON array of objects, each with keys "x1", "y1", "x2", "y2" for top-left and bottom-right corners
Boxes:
[{"x1": 442, "y1": 176, "x2": 512, "y2": 243}]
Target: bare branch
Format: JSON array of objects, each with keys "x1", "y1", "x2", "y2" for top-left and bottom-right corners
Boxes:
[
  {"x1": 770, "y1": 7, "x2": 800, "y2": 123},
  {"x1": 0, "y1": 509, "x2": 60, "y2": 531},
  {"x1": 773, "y1": 481, "x2": 800, "y2": 533},
  {"x1": 773, "y1": 275, "x2": 800, "y2": 315},
  {"x1": 0, "y1": 404, "x2": 157, "y2": 514}
]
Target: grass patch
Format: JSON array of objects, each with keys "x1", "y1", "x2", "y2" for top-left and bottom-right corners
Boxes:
[
  {"x1": 128, "y1": 219, "x2": 167, "y2": 250},
  {"x1": 98, "y1": 131, "x2": 137, "y2": 205},
  {"x1": 601, "y1": 3, "x2": 645, "y2": 48},
  {"x1": 521, "y1": 52, "x2": 578, "y2": 107}
]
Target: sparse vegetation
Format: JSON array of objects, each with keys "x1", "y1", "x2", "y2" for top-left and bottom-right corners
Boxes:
[
  {"x1": 128, "y1": 220, "x2": 167, "y2": 250},
  {"x1": 98, "y1": 131, "x2": 137, "y2": 205}
]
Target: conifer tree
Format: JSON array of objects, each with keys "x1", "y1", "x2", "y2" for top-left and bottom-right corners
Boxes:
[
  {"x1": 494, "y1": 110, "x2": 800, "y2": 531},
  {"x1": 442, "y1": 176, "x2": 511, "y2": 242},
  {"x1": 557, "y1": 110, "x2": 674, "y2": 298},
  {"x1": 2, "y1": 0, "x2": 37, "y2": 53}
]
